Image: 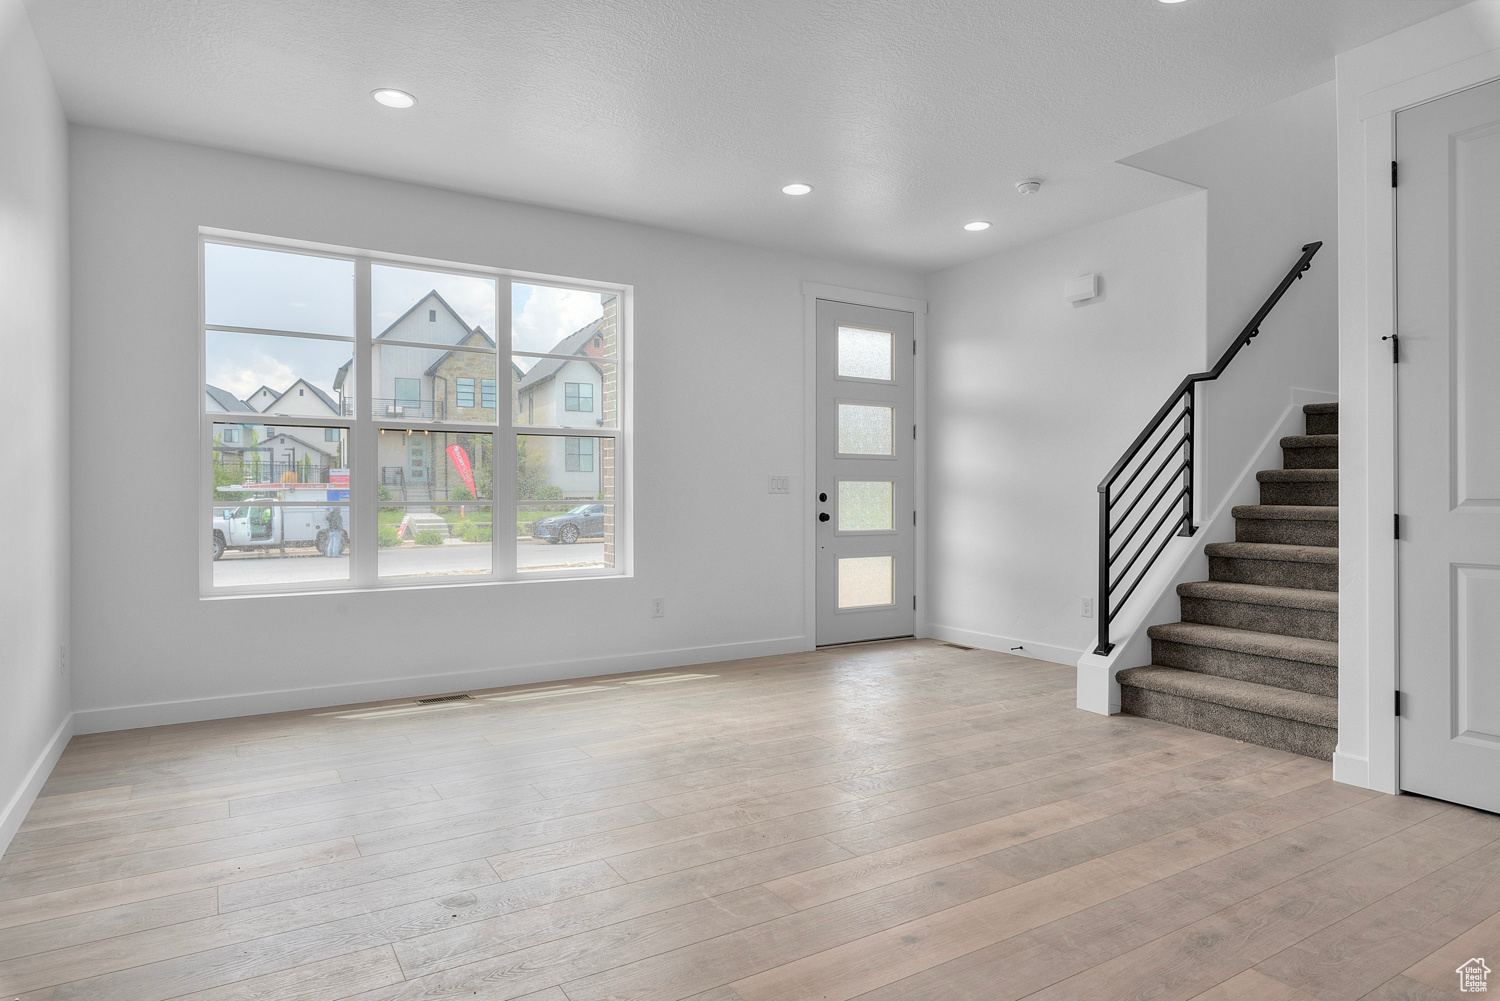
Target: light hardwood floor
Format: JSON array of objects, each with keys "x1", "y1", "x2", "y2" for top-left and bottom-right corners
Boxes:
[{"x1": 2, "y1": 639, "x2": 1496, "y2": 1000}]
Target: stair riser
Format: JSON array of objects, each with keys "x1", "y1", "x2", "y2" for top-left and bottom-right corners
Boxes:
[
  {"x1": 1283, "y1": 445, "x2": 1338, "y2": 469},
  {"x1": 1178, "y1": 595, "x2": 1338, "y2": 643},
  {"x1": 1209, "y1": 555, "x2": 1338, "y2": 592},
  {"x1": 1120, "y1": 686, "x2": 1336, "y2": 760},
  {"x1": 1150, "y1": 638, "x2": 1337, "y2": 697},
  {"x1": 1259, "y1": 482, "x2": 1339, "y2": 506},
  {"x1": 1235, "y1": 519, "x2": 1339, "y2": 547},
  {"x1": 1304, "y1": 412, "x2": 1338, "y2": 435}
]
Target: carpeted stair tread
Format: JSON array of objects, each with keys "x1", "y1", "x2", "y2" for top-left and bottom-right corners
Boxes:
[
  {"x1": 1146, "y1": 621, "x2": 1338, "y2": 667},
  {"x1": 1117, "y1": 666, "x2": 1338, "y2": 729},
  {"x1": 1231, "y1": 504, "x2": 1339, "y2": 522},
  {"x1": 1302, "y1": 402, "x2": 1339, "y2": 435},
  {"x1": 1280, "y1": 434, "x2": 1339, "y2": 469},
  {"x1": 1256, "y1": 467, "x2": 1338, "y2": 507},
  {"x1": 1257, "y1": 469, "x2": 1338, "y2": 483},
  {"x1": 1204, "y1": 541, "x2": 1339, "y2": 564},
  {"x1": 1177, "y1": 580, "x2": 1338, "y2": 612},
  {"x1": 1280, "y1": 434, "x2": 1339, "y2": 449}
]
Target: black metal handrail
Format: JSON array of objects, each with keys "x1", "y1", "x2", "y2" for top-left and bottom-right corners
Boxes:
[{"x1": 1094, "y1": 241, "x2": 1322, "y2": 656}]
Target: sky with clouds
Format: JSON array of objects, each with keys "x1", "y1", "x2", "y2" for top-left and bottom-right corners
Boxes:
[{"x1": 204, "y1": 244, "x2": 604, "y2": 400}]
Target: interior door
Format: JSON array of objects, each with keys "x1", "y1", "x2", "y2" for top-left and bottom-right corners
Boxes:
[
  {"x1": 815, "y1": 300, "x2": 915, "y2": 645},
  {"x1": 1396, "y1": 77, "x2": 1500, "y2": 813}
]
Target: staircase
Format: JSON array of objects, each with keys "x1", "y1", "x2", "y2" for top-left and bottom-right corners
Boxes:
[{"x1": 1116, "y1": 402, "x2": 1339, "y2": 760}]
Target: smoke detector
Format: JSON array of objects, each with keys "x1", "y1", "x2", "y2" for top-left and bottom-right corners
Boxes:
[{"x1": 1016, "y1": 179, "x2": 1042, "y2": 195}]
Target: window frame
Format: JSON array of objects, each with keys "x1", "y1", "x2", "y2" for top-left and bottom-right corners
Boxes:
[
  {"x1": 199, "y1": 230, "x2": 630, "y2": 597},
  {"x1": 565, "y1": 381, "x2": 595, "y2": 413},
  {"x1": 393, "y1": 377, "x2": 421, "y2": 411},
  {"x1": 565, "y1": 436, "x2": 595, "y2": 472},
  {"x1": 455, "y1": 376, "x2": 476, "y2": 409}
]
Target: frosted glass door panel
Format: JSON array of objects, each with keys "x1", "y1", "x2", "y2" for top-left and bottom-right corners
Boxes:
[
  {"x1": 838, "y1": 326, "x2": 893, "y2": 381},
  {"x1": 838, "y1": 404, "x2": 893, "y2": 455},
  {"x1": 839, "y1": 557, "x2": 893, "y2": 608},
  {"x1": 839, "y1": 481, "x2": 893, "y2": 531}
]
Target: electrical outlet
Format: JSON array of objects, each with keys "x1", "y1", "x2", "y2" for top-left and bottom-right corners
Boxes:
[
  {"x1": 767, "y1": 476, "x2": 790, "y2": 494},
  {"x1": 1080, "y1": 596, "x2": 1094, "y2": 619},
  {"x1": 60, "y1": 644, "x2": 68, "y2": 673},
  {"x1": 651, "y1": 597, "x2": 665, "y2": 618}
]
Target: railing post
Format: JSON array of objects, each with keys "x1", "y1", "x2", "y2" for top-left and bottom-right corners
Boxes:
[
  {"x1": 1096, "y1": 484, "x2": 1113, "y2": 656},
  {"x1": 1180, "y1": 384, "x2": 1197, "y2": 537}
]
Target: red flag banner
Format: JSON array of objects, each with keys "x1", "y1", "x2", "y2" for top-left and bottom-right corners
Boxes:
[{"x1": 446, "y1": 445, "x2": 477, "y2": 497}]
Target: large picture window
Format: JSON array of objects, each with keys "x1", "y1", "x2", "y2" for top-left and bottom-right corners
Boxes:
[{"x1": 202, "y1": 235, "x2": 626, "y2": 593}]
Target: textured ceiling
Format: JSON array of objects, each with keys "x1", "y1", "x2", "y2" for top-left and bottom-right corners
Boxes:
[{"x1": 26, "y1": 0, "x2": 1467, "y2": 272}]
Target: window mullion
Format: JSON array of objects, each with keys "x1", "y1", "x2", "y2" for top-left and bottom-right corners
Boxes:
[
  {"x1": 496, "y1": 278, "x2": 517, "y2": 580},
  {"x1": 352, "y1": 257, "x2": 376, "y2": 588}
]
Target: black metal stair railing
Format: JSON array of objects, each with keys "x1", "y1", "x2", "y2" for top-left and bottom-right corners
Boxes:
[{"x1": 1093, "y1": 241, "x2": 1323, "y2": 656}]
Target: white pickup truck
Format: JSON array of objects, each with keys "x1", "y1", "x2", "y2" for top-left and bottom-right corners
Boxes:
[{"x1": 212, "y1": 482, "x2": 350, "y2": 560}]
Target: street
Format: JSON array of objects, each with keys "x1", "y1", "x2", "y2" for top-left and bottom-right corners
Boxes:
[{"x1": 212, "y1": 539, "x2": 608, "y2": 586}]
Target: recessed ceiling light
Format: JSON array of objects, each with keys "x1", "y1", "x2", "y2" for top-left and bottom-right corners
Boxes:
[
  {"x1": 1157, "y1": 0, "x2": 1189, "y2": 4},
  {"x1": 781, "y1": 183, "x2": 813, "y2": 196},
  {"x1": 372, "y1": 89, "x2": 417, "y2": 109},
  {"x1": 963, "y1": 221, "x2": 991, "y2": 232}
]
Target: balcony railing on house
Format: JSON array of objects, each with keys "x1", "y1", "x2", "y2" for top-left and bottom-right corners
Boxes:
[
  {"x1": 1093, "y1": 241, "x2": 1323, "y2": 657},
  {"x1": 364, "y1": 398, "x2": 447, "y2": 421},
  {"x1": 339, "y1": 398, "x2": 448, "y2": 420}
]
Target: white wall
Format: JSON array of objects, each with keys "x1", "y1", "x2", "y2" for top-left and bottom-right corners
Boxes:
[
  {"x1": 1334, "y1": 0, "x2": 1500, "y2": 792},
  {"x1": 925, "y1": 80, "x2": 1340, "y2": 673},
  {"x1": 1124, "y1": 82, "x2": 1340, "y2": 518},
  {"x1": 68, "y1": 127, "x2": 924, "y2": 730},
  {"x1": 0, "y1": 4, "x2": 72, "y2": 850},
  {"x1": 925, "y1": 192, "x2": 1208, "y2": 662}
]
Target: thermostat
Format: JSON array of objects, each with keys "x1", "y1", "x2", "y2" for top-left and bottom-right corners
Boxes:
[{"x1": 1065, "y1": 274, "x2": 1099, "y2": 302}]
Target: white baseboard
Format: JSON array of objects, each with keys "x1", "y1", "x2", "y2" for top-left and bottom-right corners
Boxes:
[
  {"x1": 73, "y1": 635, "x2": 810, "y2": 734},
  {"x1": 1332, "y1": 749, "x2": 1372, "y2": 789},
  {"x1": 1, "y1": 711, "x2": 75, "y2": 857},
  {"x1": 927, "y1": 624, "x2": 1083, "y2": 667}
]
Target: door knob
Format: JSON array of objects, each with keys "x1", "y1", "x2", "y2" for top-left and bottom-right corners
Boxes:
[{"x1": 818, "y1": 513, "x2": 830, "y2": 522}]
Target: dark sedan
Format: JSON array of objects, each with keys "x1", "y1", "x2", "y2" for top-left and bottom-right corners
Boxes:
[{"x1": 530, "y1": 504, "x2": 606, "y2": 544}]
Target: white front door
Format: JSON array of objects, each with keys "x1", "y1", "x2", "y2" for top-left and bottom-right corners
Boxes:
[
  {"x1": 1396, "y1": 77, "x2": 1500, "y2": 813},
  {"x1": 815, "y1": 300, "x2": 915, "y2": 645}
]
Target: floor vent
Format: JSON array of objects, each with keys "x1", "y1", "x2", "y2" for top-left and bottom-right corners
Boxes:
[
  {"x1": 415, "y1": 693, "x2": 473, "y2": 705},
  {"x1": 942, "y1": 643, "x2": 975, "y2": 651}
]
